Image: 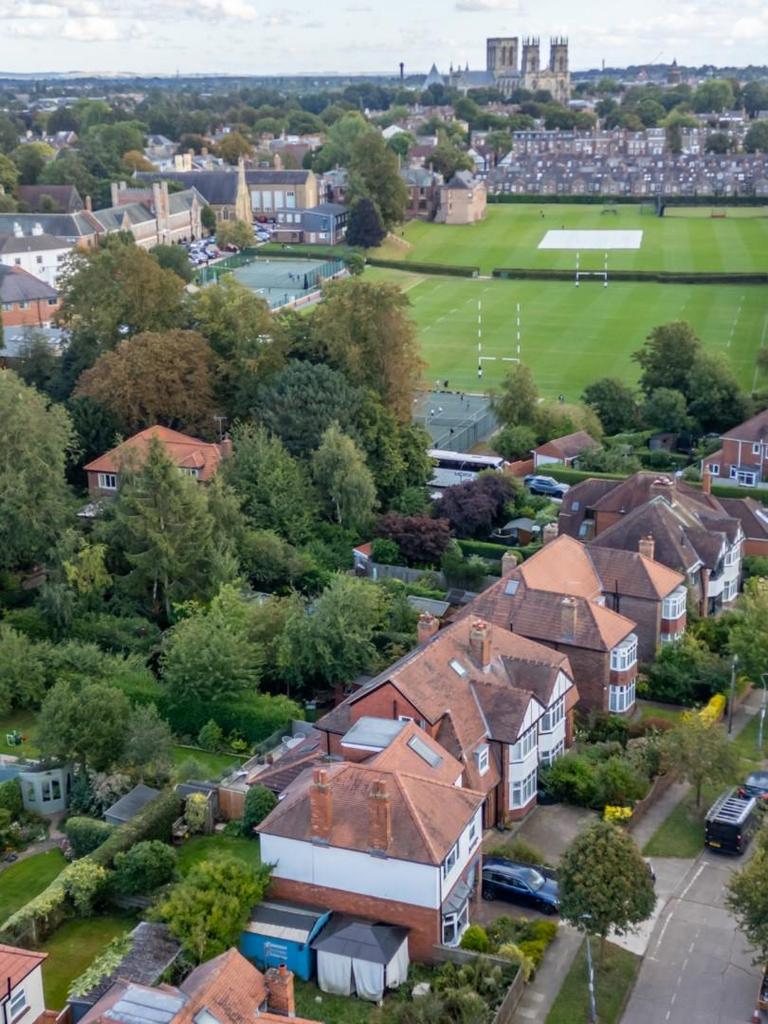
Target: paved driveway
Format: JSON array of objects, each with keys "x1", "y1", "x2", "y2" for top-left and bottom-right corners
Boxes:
[{"x1": 622, "y1": 850, "x2": 762, "y2": 1024}]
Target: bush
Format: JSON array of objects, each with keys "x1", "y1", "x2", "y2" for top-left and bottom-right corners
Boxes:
[
  {"x1": 518, "y1": 938, "x2": 548, "y2": 968},
  {"x1": 243, "y1": 785, "x2": 277, "y2": 834},
  {"x1": 578, "y1": 710, "x2": 630, "y2": 747},
  {"x1": 113, "y1": 841, "x2": 176, "y2": 895},
  {"x1": 642, "y1": 635, "x2": 730, "y2": 705},
  {"x1": 527, "y1": 919, "x2": 558, "y2": 944},
  {"x1": 197, "y1": 720, "x2": 224, "y2": 752},
  {"x1": 366, "y1": 256, "x2": 479, "y2": 277},
  {"x1": 62, "y1": 860, "x2": 109, "y2": 917},
  {"x1": 64, "y1": 817, "x2": 114, "y2": 858},
  {"x1": 0, "y1": 779, "x2": 22, "y2": 819},
  {"x1": 638, "y1": 715, "x2": 675, "y2": 734},
  {"x1": 184, "y1": 793, "x2": 208, "y2": 834},
  {"x1": 89, "y1": 790, "x2": 181, "y2": 868},
  {"x1": 456, "y1": 539, "x2": 508, "y2": 561},
  {"x1": 371, "y1": 538, "x2": 402, "y2": 565},
  {"x1": 496, "y1": 943, "x2": 534, "y2": 982},
  {"x1": 161, "y1": 691, "x2": 301, "y2": 745},
  {"x1": 700, "y1": 693, "x2": 726, "y2": 724},
  {"x1": 539, "y1": 754, "x2": 598, "y2": 806},
  {"x1": 485, "y1": 837, "x2": 545, "y2": 866},
  {"x1": 594, "y1": 756, "x2": 649, "y2": 807},
  {"x1": 486, "y1": 916, "x2": 526, "y2": 948},
  {"x1": 459, "y1": 924, "x2": 490, "y2": 953}
]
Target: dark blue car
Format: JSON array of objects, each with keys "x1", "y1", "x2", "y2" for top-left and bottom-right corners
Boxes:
[{"x1": 481, "y1": 858, "x2": 560, "y2": 915}]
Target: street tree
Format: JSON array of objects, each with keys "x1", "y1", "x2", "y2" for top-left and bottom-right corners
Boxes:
[
  {"x1": 728, "y1": 578, "x2": 768, "y2": 685},
  {"x1": 312, "y1": 423, "x2": 376, "y2": 531},
  {"x1": 0, "y1": 369, "x2": 76, "y2": 570},
  {"x1": 74, "y1": 329, "x2": 216, "y2": 435},
  {"x1": 215, "y1": 220, "x2": 254, "y2": 249},
  {"x1": 559, "y1": 820, "x2": 656, "y2": 959},
  {"x1": 663, "y1": 713, "x2": 739, "y2": 807},
  {"x1": 726, "y1": 828, "x2": 768, "y2": 963}
]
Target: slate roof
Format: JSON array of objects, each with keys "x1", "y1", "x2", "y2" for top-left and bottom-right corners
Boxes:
[
  {"x1": 311, "y1": 916, "x2": 408, "y2": 963},
  {"x1": 135, "y1": 169, "x2": 310, "y2": 207},
  {"x1": 16, "y1": 184, "x2": 83, "y2": 213},
  {"x1": 0, "y1": 212, "x2": 100, "y2": 240},
  {"x1": 0, "y1": 232, "x2": 69, "y2": 254},
  {"x1": 104, "y1": 784, "x2": 160, "y2": 823},
  {"x1": 72, "y1": 923, "x2": 180, "y2": 1008},
  {"x1": 0, "y1": 265, "x2": 57, "y2": 303}
]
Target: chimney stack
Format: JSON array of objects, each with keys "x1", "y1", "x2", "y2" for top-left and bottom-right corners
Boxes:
[
  {"x1": 309, "y1": 767, "x2": 332, "y2": 842},
  {"x1": 368, "y1": 778, "x2": 391, "y2": 853},
  {"x1": 638, "y1": 534, "x2": 655, "y2": 561},
  {"x1": 542, "y1": 522, "x2": 559, "y2": 545},
  {"x1": 469, "y1": 620, "x2": 492, "y2": 669},
  {"x1": 85, "y1": 194, "x2": 93, "y2": 212},
  {"x1": 501, "y1": 550, "x2": 518, "y2": 577},
  {"x1": 701, "y1": 470, "x2": 712, "y2": 495},
  {"x1": 265, "y1": 964, "x2": 295, "y2": 1017},
  {"x1": 417, "y1": 612, "x2": 439, "y2": 645},
  {"x1": 218, "y1": 435, "x2": 233, "y2": 460},
  {"x1": 649, "y1": 476, "x2": 674, "y2": 501},
  {"x1": 560, "y1": 596, "x2": 577, "y2": 639}
]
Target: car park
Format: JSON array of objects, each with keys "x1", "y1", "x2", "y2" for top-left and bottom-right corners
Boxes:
[
  {"x1": 481, "y1": 858, "x2": 560, "y2": 914},
  {"x1": 704, "y1": 789, "x2": 758, "y2": 854},
  {"x1": 523, "y1": 474, "x2": 570, "y2": 499}
]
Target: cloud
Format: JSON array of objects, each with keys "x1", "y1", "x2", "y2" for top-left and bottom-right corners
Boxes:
[
  {"x1": 198, "y1": 0, "x2": 257, "y2": 19},
  {"x1": 455, "y1": 0, "x2": 521, "y2": 9},
  {"x1": 16, "y1": 2, "x2": 62, "y2": 16},
  {"x1": 61, "y1": 15, "x2": 142, "y2": 39}
]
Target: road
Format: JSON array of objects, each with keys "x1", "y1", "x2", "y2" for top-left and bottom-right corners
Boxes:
[{"x1": 622, "y1": 849, "x2": 762, "y2": 1024}]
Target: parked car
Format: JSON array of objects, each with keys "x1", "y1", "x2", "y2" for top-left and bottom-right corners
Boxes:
[
  {"x1": 738, "y1": 771, "x2": 768, "y2": 801},
  {"x1": 481, "y1": 858, "x2": 560, "y2": 914},
  {"x1": 704, "y1": 789, "x2": 758, "y2": 854},
  {"x1": 523, "y1": 475, "x2": 570, "y2": 499}
]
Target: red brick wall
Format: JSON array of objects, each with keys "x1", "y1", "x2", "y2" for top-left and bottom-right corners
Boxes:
[
  {"x1": 744, "y1": 537, "x2": 768, "y2": 558},
  {"x1": 348, "y1": 682, "x2": 428, "y2": 733},
  {"x1": 606, "y1": 594, "x2": 659, "y2": 662},
  {"x1": 1, "y1": 298, "x2": 60, "y2": 328},
  {"x1": 267, "y1": 877, "x2": 442, "y2": 962}
]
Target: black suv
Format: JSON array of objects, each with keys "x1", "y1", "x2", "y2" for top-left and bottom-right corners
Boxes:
[
  {"x1": 523, "y1": 475, "x2": 570, "y2": 500},
  {"x1": 481, "y1": 858, "x2": 560, "y2": 914}
]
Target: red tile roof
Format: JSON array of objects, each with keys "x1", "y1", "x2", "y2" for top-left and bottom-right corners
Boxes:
[
  {"x1": 534, "y1": 430, "x2": 598, "y2": 461},
  {"x1": 84, "y1": 425, "x2": 226, "y2": 482},
  {"x1": 0, "y1": 945, "x2": 47, "y2": 989}
]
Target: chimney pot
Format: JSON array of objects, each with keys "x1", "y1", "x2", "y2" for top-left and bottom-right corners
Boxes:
[
  {"x1": 542, "y1": 522, "x2": 559, "y2": 545},
  {"x1": 469, "y1": 619, "x2": 492, "y2": 669},
  {"x1": 638, "y1": 534, "x2": 655, "y2": 561},
  {"x1": 417, "y1": 612, "x2": 439, "y2": 645},
  {"x1": 501, "y1": 550, "x2": 518, "y2": 576}
]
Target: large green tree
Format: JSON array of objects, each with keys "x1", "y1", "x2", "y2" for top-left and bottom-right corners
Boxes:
[
  {"x1": 312, "y1": 112, "x2": 374, "y2": 172},
  {"x1": 726, "y1": 828, "x2": 768, "y2": 963},
  {"x1": 348, "y1": 131, "x2": 408, "y2": 230},
  {"x1": 686, "y1": 352, "x2": 751, "y2": 433},
  {"x1": 345, "y1": 196, "x2": 386, "y2": 249},
  {"x1": 632, "y1": 322, "x2": 701, "y2": 398},
  {"x1": 729, "y1": 578, "x2": 768, "y2": 685},
  {"x1": 559, "y1": 820, "x2": 655, "y2": 959},
  {"x1": 641, "y1": 387, "x2": 691, "y2": 433},
  {"x1": 0, "y1": 370, "x2": 76, "y2": 570},
  {"x1": 312, "y1": 423, "x2": 376, "y2": 531},
  {"x1": 663, "y1": 713, "x2": 739, "y2": 807},
  {"x1": 582, "y1": 378, "x2": 639, "y2": 436},
  {"x1": 37, "y1": 680, "x2": 131, "y2": 770},
  {"x1": 491, "y1": 363, "x2": 538, "y2": 427}
]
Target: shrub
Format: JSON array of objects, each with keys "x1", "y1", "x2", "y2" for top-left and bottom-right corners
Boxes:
[
  {"x1": 113, "y1": 841, "x2": 176, "y2": 895},
  {"x1": 69, "y1": 934, "x2": 133, "y2": 998},
  {"x1": 459, "y1": 924, "x2": 490, "y2": 953},
  {"x1": 639, "y1": 716, "x2": 675, "y2": 734},
  {"x1": 0, "y1": 779, "x2": 22, "y2": 819},
  {"x1": 184, "y1": 793, "x2": 208, "y2": 834},
  {"x1": 604, "y1": 805, "x2": 634, "y2": 824},
  {"x1": 176, "y1": 758, "x2": 204, "y2": 783},
  {"x1": 527, "y1": 919, "x2": 558, "y2": 944},
  {"x1": 518, "y1": 938, "x2": 548, "y2": 968},
  {"x1": 642, "y1": 635, "x2": 730, "y2": 705},
  {"x1": 161, "y1": 691, "x2": 301, "y2": 746},
  {"x1": 486, "y1": 916, "x2": 526, "y2": 948},
  {"x1": 578, "y1": 710, "x2": 630, "y2": 747},
  {"x1": 594, "y1": 756, "x2": 649, "y2": 808},
  {"x1": 485, "y1": 837, "x2": 545, "y2": 866},
  {"x1": 496, "y1": 943, "x2": 534, "y2": 982},
  {"x1": 197, "y1": 720, "x2": 224, "y2": 752},
  {"x1": 89, "y1": 790, "x2": 181, "y2": 868},
  {"x1": 370, "y1": 538, "x2": 402, "y2": 565},
  {"x1": 64, "y1": 817, "x2": 114, "y2": 858},
  {"x1": 243, "y1": 785, "x2": 278, "y2": 834},
  {"x1": 539, "y1": 754, "x2": 598, "y2": 806},
  {"x1": 62, "y1": 860, "x2": 109, "y2": 916},
  {"x1": 700, "y1": 693, "x2": 726, "y2": 724}
]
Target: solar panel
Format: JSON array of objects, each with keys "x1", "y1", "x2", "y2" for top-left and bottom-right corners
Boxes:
[{"x1": 407, "y1": 734, "x2": 442, "y2": 768}]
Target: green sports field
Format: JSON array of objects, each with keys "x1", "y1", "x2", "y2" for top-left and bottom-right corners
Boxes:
[
  {"x1": 368, "y1": 268, "x2": 768, "y2": 400},
  {"x1": 378, "y1": 203, "x2": 768, "y2": 275}
]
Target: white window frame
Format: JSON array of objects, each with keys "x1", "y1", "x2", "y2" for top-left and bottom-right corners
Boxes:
[
  {"x1": 468, "y1": 816, "x2": 478, "y2": 850},
  {"x1": 476, "y1": 744, "x2": 489, "y2": 775},
  {"x1": 609, "y1": 679, "x2": 636, "y2": 713},
  {"x1": 510, "y1": 726, "x2": 536, "y2": 763},
  {"x1": 442, "y1": 841, "x2": 459, "y2": 879},
  {"x1": 441, "y1": 900, "x2": 469, "y2": 946},
  {"x1": 9, "y1": 989, "x2": 27, "y2": 1023},
  {"x1": 179, "y1": 467, "x2": 200, "y2": 478},
  {"x1": 724, "y1": 578, "x2": 738, "y2": 601},
  {"x1": 610, "y1": 635, "x2": 638, "y2": 672},
  {"x1": 540, "y1": 738, "x2": 565, "y2": 767},
  {"x1": 753, "y1": 443, "x2": 761, "y2": 455},
  {"x1": 97, "y1": 472, "x2": 117, "y2": 490},
  {"x1": 708, "y1": 463, "x2": 719, "y2": 475},
  {"x1": 662, "y1": 589, "x2": 686, "y2": 620},
  {"x1": 510, "y1": 767, "x2": 537, "y2": 808},
  {"x1": 540, "y1": 696, "x2": 565, "y2": 734}
]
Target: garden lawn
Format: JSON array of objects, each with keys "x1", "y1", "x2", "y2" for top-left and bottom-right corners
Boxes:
[
  {"x1": 0, "y1": 710, "x2": 40, "y2": 756},
  {"x1": 635, "y1": 702, "x2": 686, "y2": 726},
  {"x1": 642, "y1": 783, "x2": 721, "y2": 858},
  {"x1": 41, "y1": 914, "x2": 136, "y2": 1009},
  {"x1": 0, "y1": 849, "x2": 66, "y2": 923},
  {"x1": 376, "y1": 203, "x2": 768, "y2": 275},
  {"x1": 730, "y1": 712, "x2": 768, "y2": 766},
  {"x1": 546, "y1": 940, "x2": 640, "y2": 1024},
  {"x1": 365, "y1": 268, "x2": 767, "y2": 399},
  {"x1": 176, "y1": 835, "x2": 261, "y2": 875},
  {"x1": 294, "y1": 980, "x2": 375, "y2": 1024},
  {"x1": 171, "y1": 746, "x2": 245, "y2": 781}
]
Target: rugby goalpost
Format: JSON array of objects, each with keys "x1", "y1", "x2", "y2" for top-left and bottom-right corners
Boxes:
[
  {"x1": 575, "y1": 251, "x2": 609, "y2": 288},
  {"x1": 476, "y1": 299, "x2": 521, "y2": 379}
]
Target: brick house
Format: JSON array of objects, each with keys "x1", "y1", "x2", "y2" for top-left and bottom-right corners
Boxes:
[
  {"x1": 258, "y1": 723, "x2": 485, "y2": 959},
  {"x1": 717, "y1": 497, "x2": 768, "y2": 558},
  {"x1": 702, "y1": 409, "x2": 768, "y2": 487},
  {"x1": 558, "y1": 472, "x2": 744, "y2": 615},
  {"x1": 77, "y1": 948, "x2": 318, "y2": 1024},
  {"x1": 400, "y1": 167, "x2": 443, "y2": 220},
  {"x1": 84, "y1": 425, "x2": 230, "y2": 498},
  {"x1": 314, "y1": 616, "x2": 578, "y2": 827},
  {"x1": 0, "y1": 265, "x2": 59, "y2": 330},
  {"x1": 0, "y1": 945, "x2": 50, "y2": 1024},
  {"x1": 435, "y1": 171, "x2": 487, "y2": 225},
  {"x1": 532, "y1": 430, "x2": 598, "y2": 469}
]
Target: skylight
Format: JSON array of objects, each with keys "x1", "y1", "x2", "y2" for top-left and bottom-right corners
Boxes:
[
  {"x1": 449, "y1": 659, "x2": 467, "y2": 676},
  {"x1": 504, "y1": 579, "x2": 520, "y2": 596}
]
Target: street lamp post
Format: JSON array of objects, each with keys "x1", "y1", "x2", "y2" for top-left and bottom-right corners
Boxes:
[
  {"x1": 758, "y1": 673, "x2": 768, "y2": 753},
  {"x1": 727, "y1": 653, "x2": 739, "y2": 734},
  {"x1": 580, "y1": 914, "x2": 598, "y2": 1023}
]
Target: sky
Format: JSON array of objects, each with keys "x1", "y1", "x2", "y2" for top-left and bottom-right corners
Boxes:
[{"x1": 2, "y1": 0, "x2": 768, "y2": 76}]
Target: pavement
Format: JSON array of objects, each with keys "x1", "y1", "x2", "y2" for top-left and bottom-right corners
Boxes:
[{"x1": 513, "y1": 923, "x2": 583, "y2": 1024}]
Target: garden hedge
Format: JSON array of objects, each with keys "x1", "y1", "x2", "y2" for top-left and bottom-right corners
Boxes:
[
  {"x1": 457, "y1": 539, "x2": 509, "y2": 561},
  {"x1": 89, "y1": 789, "x2": 181, "y2": 869},
  {"x1": 366, "y1": 257, "x2": 480, "y2": 278},
  {"x1": 492, "y1": 267, "x2": 768, "y2": 285},
  {"x1": 160, "y1": 691, "x2": 301, "y2": 744}
]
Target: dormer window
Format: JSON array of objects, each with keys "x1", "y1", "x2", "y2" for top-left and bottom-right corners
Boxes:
[{"x1": 476, "y1": 745, "x2": 489, "y2": 775}]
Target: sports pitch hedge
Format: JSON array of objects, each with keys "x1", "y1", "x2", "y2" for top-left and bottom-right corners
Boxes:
[
  {"x1": 378, "y1": 203, "x2": 768, "y2": 275},
  {"x1": 368, "y1": 268, "x2": 768, "y2": 399}
]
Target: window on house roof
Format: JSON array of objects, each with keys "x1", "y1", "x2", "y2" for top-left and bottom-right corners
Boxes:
[
  {"x1": 408, "y1": 734, "x2": 442, "y2": 768},
  {"x1": 449, "y1": 659, "x2": 467, "y2": 677},
  {"x1": 476, "y1": 744, "x2": 489, "y2": 775},
  {"x1": 504, "y1": 579, "x2": 519, "y2": 596}
]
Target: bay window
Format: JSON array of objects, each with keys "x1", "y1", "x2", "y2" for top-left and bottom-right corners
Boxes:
[
  {"x1": 662, "y1": 588, "x2": 686, "y2": 620},
  {"x1": 610, "y1": 635, "x2": 638, "y2": 672},
  {"x1": 540, "y1": 696, "x2": 565, "y2": 733},
  {"x1": 510, "y1": 727, "x2": 537, "y2": 763},
  {"x1": 609, "y1": 680, "x2": 636, "y2": 713},
  {"x1": 442, "y1": 901, "x2": 469, "y2": 946},
  {"x1": 540, "y1": 738, "x2": 565, "y2": 767}
]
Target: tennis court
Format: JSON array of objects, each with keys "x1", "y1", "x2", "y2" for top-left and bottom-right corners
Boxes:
[{"x1": 231, "y1": 257, "x2": 346, "y2": 307}]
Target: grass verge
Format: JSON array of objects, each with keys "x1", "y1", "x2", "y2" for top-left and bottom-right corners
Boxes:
[
  {"x1": 0, "y1": 849, "x2": 66, "y2": 922},
  {"x1": 176, "y1": 835, "x2": 261, "y2": 876},
  {"x1": 642, "y1": 783, "x2": 721, "y2": 858},
  {"x1": 0, "y1": 710, "x2": 40, "y2": 756},
  {"x1": 41, "y1": 914, "x2": 136, "y2": 1009},
  {"x1": 546, "y1": 940, "x2": 640, "y2": 1024}
]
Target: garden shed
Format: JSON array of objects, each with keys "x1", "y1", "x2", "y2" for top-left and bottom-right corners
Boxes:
[
  {"x1": 311, "y1": 915, "x2": 409, "y2": 1002},
  {"x1": 104, "y1": 784, "x2": 160, "y2": 825},
  {"x1": 240, "y1": 900, "x2": 330, "y2": 980}
]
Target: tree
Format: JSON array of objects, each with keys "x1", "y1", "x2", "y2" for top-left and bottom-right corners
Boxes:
[
  {"x1": 491, "y1": 363, "x2": 538, "y2": 427},
  {"x1": 243, "y1": 785, "x2": 277, "y2": 834},
  {"x1": 726, "y1": 828, "x2": 768, "y2": 964},
  {"x1": 0, "y1": 625, "x2": 49, "y2": 714},
  {"x1": 705, "y1": 131, "x2": 731, "y2": 154},
  {"x1": 559, "y1": 820, "x2": 655, "y2": 959},
  {"x1": 687, "y1": 352, "x2": 751, "y2": 433},
  {"x1": 728, "y1": 578, "x2": 768, "y2": 685},
  {"x1": 11, "y1": 142, "x2": 53, "y2": 185},
  {"x1": 348, "y1": 131, "x2": 408, "y2": 230},
  {"x1": 429, "y1": 142, "x2": 474, "y2": 181},
  {"x1": 493, "y1": 424, "x2": 538, "y2": 461},
  {"x1": 346, "y1": 196, "x2": 386, "y2": 248},
  {"x1": 56, "y1": 240, "x2": 186, "y2": 357},
  {"x1": 113, "y1": 841, "x2": 176, "y2": 895},
  {"x1": 664, "y1": 713, "x2": 739, "y2": 807},
  {"x1": 154, "y1": 856, "x2": 271, "y2": 963},
  {"x1": 0, "y1": 153, "x2": 18, "y2": 193},
  {"x1": 641, "y1": 387, "x2": 691, "y2": 433},
  {"x1": 185, "y1": 792, "x2": 208, "y2": 834},
  {"x1": 258, "y1": 360, "x2": 361, "y2": 457},
  {"x1": 744, "y1": 121, "x2": 768, "y2": 154},
  {"x1": 644, "y1": 633, "x2": 730, "y2": 706},
  {"x1": 121, "y1": 704, "x2": 173, "y2": 780},
  {"x1": 377, "y1": 512, "x2": 452, "y2": 565},
  {"x1": 105, "y1": 439, "x2": 234, "y2": 623},
  {"x1": 14, "y1": 330, "x2": 60, "y2": 395},
  {"x1": 312, "y1": 111, "x2": 374, "y2": 172},
  {"x1": 74, "y1": 330, "x2": 216, "y2": 435},
  {"x1": 215, "y1": 220, "x2": 253, "y2": 248},
  {"x1": 217, "y1": 132, "x2": 253, "y2": 165},
  {"x1": 632, "y1": 322, "x2": 701, "y2": 397},
  {"x1": 692, "y1": 79, "x2": 735, "y2": 113},
  {"x1": 312, "y1": 423, "x2": 376, "y2": 531},
  {"x1": 37, "y1": 681, "x2": 131, "y2": 771},
  {"x1": 0, "y1": 369, "x2": 76, "y2": 570},
  {"x1": 0, "y1": 114, "x2": 19, "y2": 154},
  {"x1": 151, "y1": 244, "x2": 193, "y2": 283},
  {"x1": 67, "y1": 397, "x2": 120, "y2": 480},
  {"x1": 582, "y1": 378, "x2": 639, "y2": 436},
  {"x1": 38, "y1": 151, "x2": 97, "y2": 199},
  {"x1": 386, "y1": 132, "x2": 415, "y2": 160},
  {"x1": 354, "y1": 398, "x2": 433, "y2": 507},
  {"x1": 63, "y1": 860, "x2": 109, "y2": 917},
  {"x1": 312, "y1": 277, "x2": 423, "y2": 422},
  {"x1": 435, "y1": 472, "x2": 516, "y2": 539},
  {"x1": 223, "y1": 423, "x2": 317, "y2": 544},
  {"x1": 201, "y1": 204, "x2": 217, "y2": 234}
]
